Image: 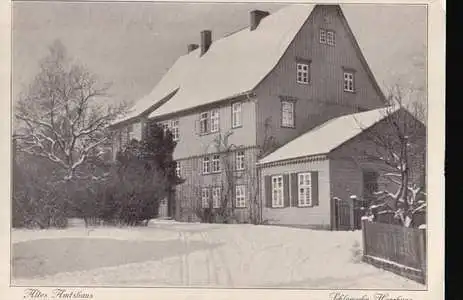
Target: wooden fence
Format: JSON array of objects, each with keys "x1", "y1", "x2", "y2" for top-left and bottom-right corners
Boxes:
[{"x1": 362, "y1": 219, "x2": 426, "y2": 284}]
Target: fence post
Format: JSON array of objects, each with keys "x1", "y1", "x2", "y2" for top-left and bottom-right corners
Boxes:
[
  {"x1": 361, "y1": 218, "x2": 368, "y2": 256},
  {"x1": 418, "y1": 226, "x2": 427, "y2": 284},
  {"x1": 349, "y1": 198, "x2": 355, "y2": 231}
]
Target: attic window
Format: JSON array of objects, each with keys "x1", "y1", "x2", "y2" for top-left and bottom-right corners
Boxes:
[
  {"x1": 320, "y1": 28, "x2": 335, "y2": 46},
  {"x1": 343, "y1": 71, "x2": 355, "y2": 93}
]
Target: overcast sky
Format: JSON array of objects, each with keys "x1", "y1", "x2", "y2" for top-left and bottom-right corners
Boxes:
[{"x1": 12, "y1": 2, "x2": 427, "y2": 106}]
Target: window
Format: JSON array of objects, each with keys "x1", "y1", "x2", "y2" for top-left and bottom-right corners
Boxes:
[
  {"x1": 343, "y1": 71, "x2": 355, "y2": 92},
  {"x1": 232, "y1": 102, "x2": 242, "y2": 128},
  {"x1": 212, "y1": 187, "x2": 221, "y2": 208},
  {"x1": 298, "y1": 173, "x2": 312, "y2": 207},
  {"x1": 211, "y1": 109, "x2": 220, "y2": 133},
  {"x1": 281, "y1": 101, "x2": 295, "y2": 128},
  {"x1": 211, "y1": 155, "x2": 221, "y2": 173},
  {"x1": 201, "y1": 188, "x2": 210, "y2": 208},
  {"x1": 296, "y1": 62, "x2": 310, "y2": 84},
  {"x1": 236, "y1": 151, "x2": 245, "y2": 171},
  {"x1": 319, "y1": 28, "x2": 327, "y2": 44},
  {"x1": 175, "y1": 162, "x2": 181, "y2": 177},
  {"x1": 320, "y1": 28, "x2": 335, "y2": 46},
  {"x1": 202, "y1": 157, "x2": 211, "y2": 174},
  {"x1": 271, "y1": 175, "x2": 284, "y2": 208},
  {"x1": 326, "y1": 30, "x2": 335, "y2": 46},
  {"x1": 235, "y1": 185, "x2": 246, "y2": 208},
  {"x1": 171, "y1": 119, "x2": 180, "y2": 141},
  {"x1": 200, "y1": 112, "x2": 209, "y2": 134}
]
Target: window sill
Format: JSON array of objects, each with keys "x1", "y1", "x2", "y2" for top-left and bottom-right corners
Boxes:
[
  {"x1": 343, "y1": 90, "x2": 356, "y2": 94},
  {"x1": 297, "y1": 204, "x2": 313, "y2": 208},
  {"x1": 199, "y1": 130, "x2": 220, "y2": 136},
  {"x1": 296, "y1": 81, "x2": 310, "y2": 85},
  {"x1": 232, "y1": 125, "x2": 243, "y2": 129},
  {"x1": 281, "y1": 125, "x2": 296, "y2": 129},
  {"x1": 270, "y1": 205, "x2": 285, "y2": 209},
  {"x1": 235, "y1": 206, "x2": 247, "y2": 209}
]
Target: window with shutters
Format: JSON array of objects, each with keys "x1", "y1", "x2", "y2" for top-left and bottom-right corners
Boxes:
[
  {"x1": 236, "y1": 151, "x2": 245, "y2": 170},
  {"x1": 201, "y1": 187, "x2": 210, "y2": 208},
  {"x1": 171, "y1": 119, "x2": 180, "y2": 141},
  {"x1": 211, "y1": 109, "x2": 220, "y2": 133},
  {"x1": 202, "y1": 157, "x2": 211, "y2": 174},
  {"x1": 271, "y1": 175, "x2": 284, "y2": 208},
  {"x1": 211, "y1": 155, "x2": 221, "y2": 173},
  {"x1": 212, "y1": 187, "x2": 221, "y2": 208},
  {"x1": 298, "y1": 172, "x2": 312, "y2": 207},
  {"x1": 232, "y1": 102, "x2": 242, "y2": 128},
  {"x1": 235, "y1": 185, "x2": 246, "y2": 208},
  {"x1": 343, "y1": 71, "x2": 355, "y2": 92},
  {"x1": 281, "y1": 101, "x2": 295, "y2": 128}
]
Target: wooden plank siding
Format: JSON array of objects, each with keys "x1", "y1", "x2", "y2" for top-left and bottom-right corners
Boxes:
[
  {"x1": 259, "y1": 158, "x2": 331, "y2": 229},
  {"x1": 255, "y1": 5, "x2": 384, "y2": 148},
  {"x1": 175, "y1": 147, "x2": 260, "y2": 223}
]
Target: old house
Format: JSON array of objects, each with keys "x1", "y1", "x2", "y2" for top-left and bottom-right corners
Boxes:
[
  {"x1": 257, "y1": 107, "x2": 426, "y2": 229},
  {"x1": 109, "y1": 4, "x2": 419, "y2": 224}
]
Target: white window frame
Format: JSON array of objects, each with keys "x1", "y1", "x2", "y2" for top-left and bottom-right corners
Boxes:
[
  {"x1": 271, "y1": 175, "x2": 284, "y2": 208},
  {"x1": 343, "y1": 71, "x2": 355, "y2": 92},
  {"x1": 210, "y1": 109, "x2": 220, "y2": 133},
  {"x1": 235, "y1": 185, "x2": 246, "y2": 208},
  {"x1": 200, "y1": 112, "x2": 209, "y2": 134},
  {"x1": 202, "y1": 157, "x2": 211, "y2": 174},
  {"x1": 326, "y1": 30, "x2": 335, "y2": 46},
  {"x1": 236, "y1": 151, "x2": 245, "y2": 171},
  {"x1": 211, "y1": 154, "x2": 221, "y2": 173},
  {"x1": 175, "y1": 161, "x2": 181, "y2": 177},
  {"x1": 281, "y1": 101, "x2": 295, "y2": 128},
  {"x1": 232, "y1": 102, "x2": 242, "y2": 128},
  {"x1": 212, "y1": 187, "x2": 221, "y2": 209},
  {"x1": 201, "y1": 187, "x2": 210, "y2": 208},
  {"x1": 319, "y1": 28, "x2": 327, "y2": 44},
  {"x1": 298, "y1": 172, "x2": 312, "y2": 207},
  {"x1": 296, "y1": 62, "x2": 309, "y2": 84},
  {"x1": 171, "y1": 119, "x2": 180, "y2": 141}
]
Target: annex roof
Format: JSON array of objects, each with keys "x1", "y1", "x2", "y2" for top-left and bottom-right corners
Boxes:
[{"x1": 257, "y1": 107, "x2": 400, "y2": 165}]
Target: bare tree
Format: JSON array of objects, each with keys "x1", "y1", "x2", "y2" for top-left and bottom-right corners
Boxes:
[
  {"x1": 14, "y1": 40, "x2": 124, "y2": 181},
  {"x1": 354, "y1": 85, "x2": 426, "y2": 227}
]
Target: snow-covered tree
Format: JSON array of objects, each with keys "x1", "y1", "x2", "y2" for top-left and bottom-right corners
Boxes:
[
  {"x1": 355, "y1": 85, "x2": 426, "y2": 227},
  {"x1": 14, "y1": 40, "x2": 125, "y2": 181}
]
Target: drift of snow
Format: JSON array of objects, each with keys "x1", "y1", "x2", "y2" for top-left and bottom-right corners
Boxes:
[{"x1": 12, "y1": 222, "x2": 425, "y2": 289}]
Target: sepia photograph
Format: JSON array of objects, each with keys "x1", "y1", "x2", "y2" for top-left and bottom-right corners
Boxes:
[{"x1": 10, "y1": 0, "x2": 434, "y2": 292}]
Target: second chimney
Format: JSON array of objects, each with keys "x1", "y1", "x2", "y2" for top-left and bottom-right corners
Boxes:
[
  {"x1": 250, "y1": 10, "x2": 270, "y2": 31},
  {"x1": 200, "y1": 30, "x2": 212, "y2": 56},
  {"x1": 187, "y1": 43, "x2": 199, "y2": 53}
]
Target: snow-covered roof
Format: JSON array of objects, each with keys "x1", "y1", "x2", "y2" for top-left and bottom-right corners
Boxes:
[
  {"x1": 257, "y1": 107, "x2": 399, "y2": 165},
  {"x1": 148, "y1": 4, "x2": 315, "y2": 119},
  {"x1": 113, "y1": 3, "x2": 393, "y2": 125}
]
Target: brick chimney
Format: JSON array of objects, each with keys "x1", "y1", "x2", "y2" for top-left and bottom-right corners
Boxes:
[
  {"x1": 187, "y1": 43, "x2": 199, "y2": 53},
  {"x1": 200, "y1": 30, "x2": 212, "y2": 56},
  {"x1": 250, "y1": 10, "x2": 270, "y2": 31}
]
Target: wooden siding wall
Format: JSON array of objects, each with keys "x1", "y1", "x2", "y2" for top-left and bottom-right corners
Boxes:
[
  {"x1": 260, "y1": 159, "x2": 331, "y2": 228},
  {"x1": 154, "y1": 98, "x2": 258, "y2": 160},
  {"x1": 175, "y1": 147, "x2": 260, "y2": 223},
  {"x1": 255, "y1": 5, "x2": 384, "y2": 148},
  {"x1": 329, "y1": 117, "x2": 426, "y2": 203}
]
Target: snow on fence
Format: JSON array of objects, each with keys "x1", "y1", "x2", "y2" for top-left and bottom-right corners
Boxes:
[{"x1": 361, "y1": 219, "x2": 426, "y2": 284}]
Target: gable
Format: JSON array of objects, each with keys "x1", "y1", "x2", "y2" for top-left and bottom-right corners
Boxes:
[{"x1": 255, "y1": 5, "x2": 385, "y2": 109}]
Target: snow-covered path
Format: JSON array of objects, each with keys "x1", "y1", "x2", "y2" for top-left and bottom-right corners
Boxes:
[{"x1": 11, "y1": 222, "x2": 425, "y2": 289}]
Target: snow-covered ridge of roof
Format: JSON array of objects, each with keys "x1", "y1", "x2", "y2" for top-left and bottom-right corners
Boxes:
[
  {"x1": 258, "y1": 107, "x2": 400, "y2": 165},
  {"x1": 146, "y1": 4, "x2": 315, "y2": 119}
]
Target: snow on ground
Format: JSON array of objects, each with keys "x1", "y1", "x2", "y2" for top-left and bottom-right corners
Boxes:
[{"x1": 11, "y1": 221, "x2": 425, "y2": 289}]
